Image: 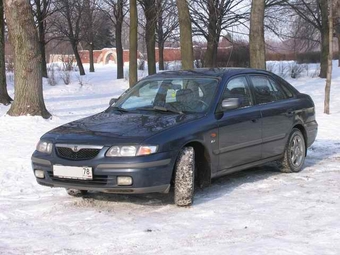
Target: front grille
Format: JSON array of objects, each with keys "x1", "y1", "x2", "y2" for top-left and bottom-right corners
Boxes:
[
  {"x1": 48, "y1": 172, "x2": 108, "y2": 186},
  {"x1": 56, "y1": 147, "x2": 101, "y2": 161}
]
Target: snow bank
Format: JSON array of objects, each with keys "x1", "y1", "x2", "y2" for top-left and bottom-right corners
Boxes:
[{"x1": 0, "y1": 63, "x2": 339, "y2": 254}]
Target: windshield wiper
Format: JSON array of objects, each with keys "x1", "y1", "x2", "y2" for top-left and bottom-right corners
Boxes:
[
  {"x1": 137, "y1": 106, "x2": 183, "y2": 115},
  {"x1": 110, "y1": 106, "x2": 130, "y2": 113}
]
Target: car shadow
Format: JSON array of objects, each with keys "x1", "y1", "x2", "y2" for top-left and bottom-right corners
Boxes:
[
  {"x1": 79, "y1": 164, "x2": 281, "y2": 207},
  {"x1": 77, "y1": 139, "x2": 339, "y2": 207},
  {"x1": 193, "y1": 164, "x2": 282, "y2": 206}
]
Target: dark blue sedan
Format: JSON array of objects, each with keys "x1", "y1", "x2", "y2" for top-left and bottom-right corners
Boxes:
[{"x1": 32, "y1": 68, "x2": 318, "y2": 206}]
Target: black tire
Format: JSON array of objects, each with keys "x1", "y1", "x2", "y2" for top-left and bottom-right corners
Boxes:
[
  {"x1": 278, "y1": 128, "x2": 306, "y2": 173},
  {"x1": 66, "y1": 189, "x2": 88, "y2": 197},
  {"x1": 174, "y1": 147, "x2": 195, "y2": 206}
]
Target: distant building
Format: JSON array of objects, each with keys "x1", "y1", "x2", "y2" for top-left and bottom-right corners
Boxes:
[{"x1": 50, "y1": 48, "x2": 143, "y2": 64}]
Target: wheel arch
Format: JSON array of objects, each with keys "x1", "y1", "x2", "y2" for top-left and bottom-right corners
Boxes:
[
  {"x1": 292, "y1": 124, "x2": 308, "y2": 156},
  {"x1": 173, "y1": 141, "x2": 212, "y2": 189}
]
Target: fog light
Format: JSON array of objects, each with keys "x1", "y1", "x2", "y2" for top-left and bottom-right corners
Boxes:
[
  {"x1": 35, "y1": 170, "x2": 45, "y2": 179},
  {"x1": 117, "y1": 176, "x2": 133, "y2": 186}
]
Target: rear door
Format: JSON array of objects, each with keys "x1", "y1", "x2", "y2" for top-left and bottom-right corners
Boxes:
[
  {"x1": 248, "y1": 75, "x2": 294, "y2": 159},
  {"x1": 216, "y1": 76, "x2": 262, "y2": 171}
]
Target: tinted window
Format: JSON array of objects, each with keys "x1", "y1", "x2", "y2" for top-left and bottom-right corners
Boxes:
[
  {"x1": 250, "y1": 75, "x2": 286, "y2": 104},
  {"x1": 279, "y1": 81, "x2": 294, "y2": 98},
  {"x1": 222, "y1": 76, "x2": 252, "y2": 109}
]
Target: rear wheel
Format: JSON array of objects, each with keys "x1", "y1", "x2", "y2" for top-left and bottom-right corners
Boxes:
[
  {"x1": 66, "y1": 189, "x2": 88, "y2": 197},
  {"x1": 279, "y1": 128, "x2": 306, "y2": 173},
  {"x1": 174, "y1": 147, "x2": 195, "y2": 206}
]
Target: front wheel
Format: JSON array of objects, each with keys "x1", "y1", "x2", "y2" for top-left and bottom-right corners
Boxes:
[
  {"x1": 278, "y1": 128, "x2": 306, "y2": 173},
  {"x1": 174, "y1": 147, "x2": 195, "y2": 206}
]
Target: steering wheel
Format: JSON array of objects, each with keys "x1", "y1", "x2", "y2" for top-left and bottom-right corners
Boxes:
[{"x1": 194, "y1": 99, "x2": 209, "y2": 109}]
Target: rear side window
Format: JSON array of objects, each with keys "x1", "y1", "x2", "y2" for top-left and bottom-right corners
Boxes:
[{"x1": 250, "y1": 75, "x2": 286, "y2": 104}]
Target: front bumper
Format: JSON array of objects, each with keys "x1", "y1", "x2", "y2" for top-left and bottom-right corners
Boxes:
[{"x1": 31, "y1": 150, "x2": 177, "y2": 194}]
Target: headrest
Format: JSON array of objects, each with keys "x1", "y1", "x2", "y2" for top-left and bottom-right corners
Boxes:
[
  {"x1": 230, "y1": 88, "x2": 246, "y2": 95},
  {"x1": 176, "y1": 89, "x2": 195, "y2": 103},
  {"x1": 255, "y1": 85, "x2": 270, "y2": 95}
]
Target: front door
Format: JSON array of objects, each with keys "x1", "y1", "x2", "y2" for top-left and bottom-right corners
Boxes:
[{"x1": 216, "y1": 76, "x2": 262, "y2": 171}]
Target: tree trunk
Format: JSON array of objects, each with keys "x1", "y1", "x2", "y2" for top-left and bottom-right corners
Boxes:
[
  {"x1": 144, "y1": 1, "x2": 157, "y2": 75},
  {"x1": 337, "y1": 33, "x2": 340, "y2": 67},
  {"x1": 5, "y1": 0, "x2": 50, "y2": 118},
  {"x1": 129, "y1": 0, "x2": 138, "y2": 87},
  {"x1": 204, "y1": 34, "x2": 215, "y2": 68},
  {"x1": 320, "y1": 30, "x2": 330, "y2": 78},
  {"x1": 89, "y1": 43, "x2": 95, "y2": 72},
  {"x1": 320, "y1": 0, "x2": 330, "y2": 78},
  {"x1": 0, "y1": 0, "x2": 12, "y2": 105},
  {"x1": 36, "y1": 0, "x2": 48, "y2": 78},
  {"x1": 204, "y1": 0, "x2": 218, "y2": 68},
  {"x1": 39, "y1": 30, "x2": 48, "y2": 78},
  {"x1": 324, "y1": 0, "x2": 333, "y2": 114},
  {"x1": 249, "y1": 0, "x2": 266, "y2": 69},
  {"x1": 157, "y1": 2, "x2": 165, "y2": 71},
  {"x1": 158, "y1": 41, "x2": 165, "y2": 70},
  {"x1": 176, "y1": 0, "x2": 194, "y2": 70},
  {"x1": 116, "y1": 0, "x2": 124, "y2": 79},
  {"x1": 71, "y1": 41, "x2": 85, "y2": 75},
  {"x1": 204, "y1": 32, "x2": 220, "y2": 68}
]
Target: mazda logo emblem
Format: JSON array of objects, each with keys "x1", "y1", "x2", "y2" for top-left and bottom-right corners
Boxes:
[{"x1": 73, "y1": 146, "x2": 79, "y2": 152}]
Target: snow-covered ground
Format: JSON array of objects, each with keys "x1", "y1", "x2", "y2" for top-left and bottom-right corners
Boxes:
[{"x1": 0, "y1": 63, "x2": 339, "y2": 255}]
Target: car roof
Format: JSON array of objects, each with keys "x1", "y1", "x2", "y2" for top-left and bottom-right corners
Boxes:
[{"x1": 146, "y1": 68, "x2": 270, "y2": 80}]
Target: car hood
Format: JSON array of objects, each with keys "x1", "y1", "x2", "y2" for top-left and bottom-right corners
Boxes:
[{"x1": 42, "y1": 111, "x2": 203, "y2": 145}]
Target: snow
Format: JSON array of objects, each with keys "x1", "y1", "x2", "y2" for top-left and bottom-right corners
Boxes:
[{"x1": 0, "y1": 63, "x2": 340, "y2": 254}]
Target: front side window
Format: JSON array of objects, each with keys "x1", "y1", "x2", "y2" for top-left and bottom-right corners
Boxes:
[
  {"x1": 250, "y1": 75, "x2": 286, "y2": 104},
  {"x1": 114, "y1": 78, "x2": 218, "y2": 113},
  {"x1": 221, "y1": 76, "x2": 252, "y2": 109}
]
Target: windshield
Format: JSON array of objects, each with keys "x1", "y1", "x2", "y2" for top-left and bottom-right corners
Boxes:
[{"x1": 113, "y1": 78, "x2": 219, "y2": 114}]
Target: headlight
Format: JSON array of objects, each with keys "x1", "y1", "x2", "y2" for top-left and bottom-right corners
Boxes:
[
  {"x1": 106, "y1": 145, "x2": 158, "y2": 157},
  {"x1": 137, "y1": 146, "x2": 158, "y2": 156},
  {"x1": 36, "y1": 141, "x2": 53, "y2": 154}
]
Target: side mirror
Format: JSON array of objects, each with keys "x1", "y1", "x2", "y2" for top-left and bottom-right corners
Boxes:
[
  {"x1": 221, "y1": 98, "x2": 240, "y2": 111},
  {"x1": 109, "y1": 98, "x2": 118, "y2": 106}
]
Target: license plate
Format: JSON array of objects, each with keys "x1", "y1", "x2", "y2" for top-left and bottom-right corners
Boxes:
[{"x1": 53, "y1": 165, "x2": 93, "y2": 180}]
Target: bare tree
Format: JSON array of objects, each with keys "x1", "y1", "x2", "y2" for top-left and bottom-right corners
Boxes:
[
  {"x1": 103, "y1": 0, "x2": 128, "y2": 79},
  {"x1": 0, "y1": 0, "x2": 12, "y2": 105},
  {"x1": 281, "y1": 0, "x2": 329, "y2": 78},
  {"x1": 286, "y1": 16, "x2": 320, "y2": 56},
  {"x1": 5, "y1": 0, "x2": 50, "y2": 118},
  {"x1": 325, "y1": 0, "x2": 335, "y2": 114},
  {"x1": 250, "y1": 0, "x2": 266, "y2": 69},
  {"x1": 129, "y1": 0, "x2": 138, "y2": 87},
  {"x1": 139, "y1": 0, "x2": 157, "y2": 75},
  {"x1": 83, "y1": 0, "x2": 96, "y2": 72},
  {"x1": 114, "y1": 0, "x2": 126, "y2": 78},
  {"x1": 333, "y1": 0, "x2": 340, "y2": 66},
  {"x1": 176, "y1": 0, "x2": 194, "y2": 69},
  {"x1": 31, "y1": 0, "x2": 55, "y2": 78},
  {"x1": 190, "y1": 0, "x2": 245, "y2": 68},
  {"x1": 82, "y1": 0, "x2": 112, "y2": 73},
  {"x1": 52, "y1": 0, "x2": 86, "y2": 75},
  {"x1": 156, "y1": 0, "x2": 179, "y2": 70}
]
